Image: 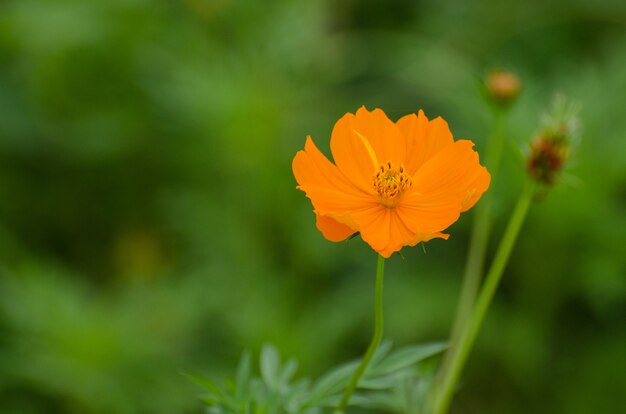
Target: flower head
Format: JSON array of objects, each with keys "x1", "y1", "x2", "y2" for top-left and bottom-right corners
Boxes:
[{"x1": 292, "y1": 107, "x2": 490, "y2": 258}]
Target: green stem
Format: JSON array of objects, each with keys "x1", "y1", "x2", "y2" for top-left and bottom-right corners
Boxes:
[
  {"x1": 335, "y1": 254, "x2": 385, "y2": 414},
  {"x1": 432, "y1": 108, "x2": 507, "y2": 406},
  {"x1": 452, "y1": 109, "x2": 506, "y2": 341},
  {"x1": 431, "y1": 182, "x2": 534, "y2": 414}
]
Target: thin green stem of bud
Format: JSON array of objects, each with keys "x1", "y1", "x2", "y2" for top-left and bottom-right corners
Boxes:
[
  {"x1": 453, "y1": 109, "x2": 506, "y2": 336},
  {"x1": 431, "y1": 108, "x2": 507, "y2": 407},
  {"x1": 335, "y1": 254, "x2": 385, "y2": 414}
]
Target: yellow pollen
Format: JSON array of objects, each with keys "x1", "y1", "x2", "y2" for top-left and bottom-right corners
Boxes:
[{"x1": 373, "y1": 161, "x2": 412, "y2": 207}]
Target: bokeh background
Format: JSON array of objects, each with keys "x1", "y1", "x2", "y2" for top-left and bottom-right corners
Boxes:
[{"x1": 1, "y1": 0, "x2": 625, "y2": 413}]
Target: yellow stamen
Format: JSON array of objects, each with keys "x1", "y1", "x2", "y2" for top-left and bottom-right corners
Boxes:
[{"x1": 373, "y1": 161, "x2": 412, "y2": 207}]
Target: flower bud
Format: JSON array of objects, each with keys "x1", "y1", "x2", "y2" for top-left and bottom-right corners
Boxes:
[
  {"x1": 526, "y1": 95, "x2": 580, "y2": 187},
  {"x1": 485, "y1": 69, "x2": 521, "y2": 107},
  {"x1": 527, "y1": 130, "x2": 569, "y2": 185}
]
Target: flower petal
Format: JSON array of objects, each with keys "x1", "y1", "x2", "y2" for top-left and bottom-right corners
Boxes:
[
  {"x1": 396, "y1": 110, "x2": 454, "y2": 175},
  {"x1": 459, "y1": 169, "x2": 491, "y2": 212},
  {"x1": 377, "y1": 209, "x2": 417, "y2": 257},
  {"x1": 293, "y1": 136, "x2": 376, "y2": 216},
  {"x1": 398, "y1": 140, "x2": 490, "y2": 233},
  {"x1": 315, "y1": 213, "x2": 356, "y2": 242},
  {"x1": 353, "y1": 107, "x2": 407, "y2": 164},
  {"x1": 330, "y1": 107, "x2": 406, "y2": 192},
  {"x1": 350, "y1": 206, "x2": 443, "y2": 258},
  {"x1": 412, "y1": 232, "x2": 450, "y2": 244},
  {"x1": 348, "y1": 205, "x2": 390, "y2": 254},
  {"x1": 377, "y1": 214, "x2": 450, "y2": 257}
]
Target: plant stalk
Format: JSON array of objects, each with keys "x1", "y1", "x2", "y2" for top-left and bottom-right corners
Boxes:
[
  {"x1": 432, "y1": 109, "x2": 507, "y2": 406},
  {"x1": 335, "y1": 254, "x2": 385, "y2": 414},
  {"x1": 452, "y1": 109, "x2": 506, "y2": 343},
  {"x1": 431, "y1": 182, "x2": 534, "y2": 414}
]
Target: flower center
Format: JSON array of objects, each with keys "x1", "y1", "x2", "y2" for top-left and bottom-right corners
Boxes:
[{"x1": 373, "y1": 161, "x2": 412, "y2": 207}]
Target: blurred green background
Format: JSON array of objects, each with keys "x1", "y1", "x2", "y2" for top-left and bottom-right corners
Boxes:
[{"x1": 1, "y1": 0, "x2": 625, "y2": 413}]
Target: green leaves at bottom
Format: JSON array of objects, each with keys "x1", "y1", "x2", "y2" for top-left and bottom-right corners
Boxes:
[{"x1": 190, "y1": 341, "x2": 446, "y2": 414}]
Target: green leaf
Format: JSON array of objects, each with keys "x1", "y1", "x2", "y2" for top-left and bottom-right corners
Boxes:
[
  {"x1": 236, "y1": 351, "x2": 252, "y2": 400},
  {"x1": 260, "y1": 344, "x2": 280, "y2": 391},
  {"x1": 369, "y1": 340, "x2": 393, "y2": 368},
  {"x1": 278, "y1": 358, "x2": 298, "y2": 388},
  {"x1": 199, "y1": 393, "x2": 221, "y2": 405},
  {"x1": 284, "y1": 378, "x2": 311, "y2": 412},
  {"x1": 349, "y1": 391, "x2": 399, "y2": 411},
  {"x1": 306, "y1": 340, "x2": 392, "y2": 405},
  {"x1": 358, "y1": 370, "x2": 409, "y2": 390},
  {"x1": 316, "y1": 392, "x2": 372, "y2": 408},
  {"x1": 370, "y1": 342, "x2": 447, "y2": 376},
  {"x1": 206, "y1": 405, "x2": 225, "y2": 414},
  {"x1": 184, "y1": 372, "x2": 224, "y2": 398},
  {"x1": 308, "y1": 360, "x2": 359, "y2": 404}
]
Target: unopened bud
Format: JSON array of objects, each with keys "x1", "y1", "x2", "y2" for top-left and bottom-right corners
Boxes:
[
  {"x1": 526, "y1": 95, "x2": 580, "y2": 187},
  {"x1": 527, "y1": 131, "x2": 569, "y2": 185},
  {"x1": 486, "y1": 69, "x2": 521, "y2": 107}
]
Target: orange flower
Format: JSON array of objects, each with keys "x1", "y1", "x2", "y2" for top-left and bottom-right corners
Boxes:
[{"x1": 292, "y1": 107, "x2": 490, "y2": 258}]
